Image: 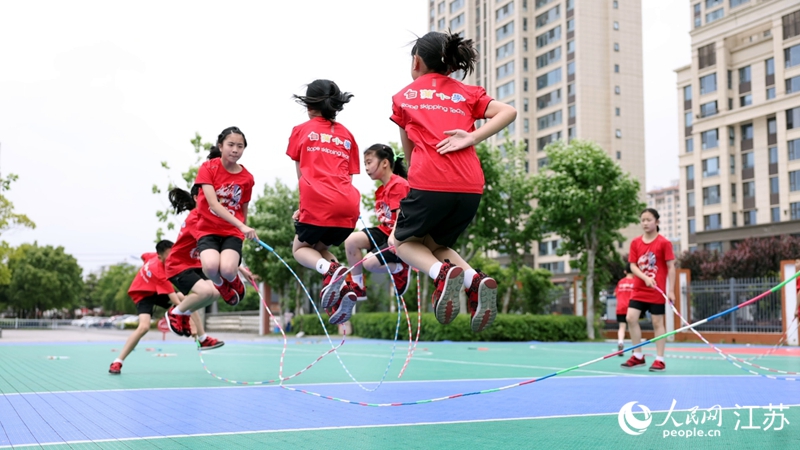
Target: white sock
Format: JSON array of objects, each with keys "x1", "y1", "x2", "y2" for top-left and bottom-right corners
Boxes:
[
  {"x1": 316, "y1": 259, "x2": 331, "y2": 275},
  {"x1": 353, "y1": 274, "x2": 364, "y2": 288},
  {"x1": 173, "y1": 305, "x2": 185, "y2": 315},
  {"x1": 463, "y1": 269, "x2": 477, "y2": 288},
  {"x1": 428, "y1": 262, "x2": 443, "y2": 279},
  {"x1": 113, "y1": 358, "x2": 123, "y2": 364},
  {"x1": 633, "y1": 352, "x2": 643, "y2": 359},
  {"x1": 213, "y1": 278, "x2": 223, "y2": 287},
  {"x1": 656, "y1": 356, "x2": 664, "y2": 362},
  {"x1": 618, "y1": 340, "x2": 624, "y2": 345},
  {"x1": 391, "y1": 263, "x2": 404, "y2": 274},
  {"x1": 198, "y1": 334, "x2": 207, "y2": 342}
]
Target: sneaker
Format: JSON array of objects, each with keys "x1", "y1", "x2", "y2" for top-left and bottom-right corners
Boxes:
[
  {"x1": 391, "y1": 262, "x2": 412, "y2": 297},
  {"x1": 216, "y1": 280, "x2": 240, "y2": 306},
  {"x1": 165, "y1": 307, "x2": 188, "y2": 337},
  {"x1": 649, "y1": 360, "x2": 666, "y2": 372},
  {"x1": 328, "y1": 283, "x2": 358, "y2": 325},
  {"x1": 621, "y1": 355, "x2": 646, "y2": 368},
  {"x1": 465, "y1": 270, "x2": 498, "y2": 333},
  {"x1": 431, "y1": 260, "x2": 464, "y2": 325},
  {"x1": 351, "y1": 283, "x2": 367, "y2": 302},
  {"x1": 199, "y1": 336, "x2": 225, "y2": 350},
  {"x1": 229, "y1": 276, "x2": 246, "y2": 302},
  {"x1": 108, "y1": 362, "x2": 122, "y2": 374},
  {"x1": 320, "y1": 261, "x2": 348, "y2": 309},
  {"x1": 618, "y1": 343, "x2": 625, "y2": 357},
  {"x1": 181, "y1": 314, "x2": 192, "y2": 337}
]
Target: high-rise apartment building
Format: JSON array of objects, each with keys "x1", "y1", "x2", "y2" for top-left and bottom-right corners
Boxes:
[
  {"x1": 428, "y1": 0, "x2": 646, "y2": 275},
  {"x1": 677, "y1": 0, "x2": 800, "y2": 253},
  {"x1": 646, "y1": 183, "x2": 682, "y2": 254}
]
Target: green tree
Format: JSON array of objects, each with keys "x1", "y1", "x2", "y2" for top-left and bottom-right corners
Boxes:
[
  {"x1": 92, "y1": 263, "x2": 138, "y2": 314},
  {"x1": 3, "y1": 243, "x2": 83, "y2": 317},
  {"x1": 530, "y1": 139, "x2": 644, "y2": 339},
  {"x1": 0, "y1": 174, "x2": 36, "y2": 290}
]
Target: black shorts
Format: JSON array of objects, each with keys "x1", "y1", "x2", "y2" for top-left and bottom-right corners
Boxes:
[
  {"x1": 197, "y1": 235, "x2": 243, "y2": 255},
  {"x1": 617, "y1": 310, "x2": 647, "y2": 324},
  {"x1": 362, "y1": 227, "x2": 401, "y2": 265},
  {"x1": 394, "y1": 189, "x2": 482, "y2": 248},
  {"x1": 170, "y1": 268, "x2": 207, "y2": 296},
  {"x1": 628, "y1": 300, "x2": 666, "y2": 316},
  {"x1": 135, "y1": 294, "x2": 172, "y2": 316},
  {"x1": 296, "y1": 222, "x2": 352, "y2": 247}
]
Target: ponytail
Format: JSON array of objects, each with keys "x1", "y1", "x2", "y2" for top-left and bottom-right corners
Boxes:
[
  {"x1": 365, "y1": 144, "x2": 408, "y2": 179},
  {"x1": 169, "y1": 187, "x2": 196, "y2": 214},
  {"x1": 293, "y1": 79, "x2": 353, "y2": 122},
  {"x1": 411, "y1": 30, "x2": 477, "y2": 79},
  {"x1": 641, "y1": 208, "x2": 661, "y2": 233},
  {"x1": 208, "y1": 126, "x2": 247, "y2": 160}
]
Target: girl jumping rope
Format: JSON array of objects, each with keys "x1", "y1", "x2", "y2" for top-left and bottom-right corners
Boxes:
[
  {"x1": 389, "y1": 31, "x2": 517, "y2": 333},
  {"x1": 344, "y1": 144, "x2": 412, "y2": 301},
  {"x1": 287, "y1": 79, "x2": 361, "y2": 325}
]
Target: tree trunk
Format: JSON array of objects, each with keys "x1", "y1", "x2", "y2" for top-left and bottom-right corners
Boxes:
[
  {"x1": 586, "y1": 233, "x2": 596, "y2": 340},
  {"x1": 501, "y1": 287, "x2": 512, "y2": 314}
]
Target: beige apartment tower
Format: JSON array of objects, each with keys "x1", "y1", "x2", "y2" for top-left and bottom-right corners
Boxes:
[
  {"x1": 429, "y1": 0, "x2": 646, "y2": 275},
  {"x1": 676, "y1": 0, "x2": 800, "y2": 253},
  {"x1": 646, "y1": 183, "x2": 682, "y2": 254}
]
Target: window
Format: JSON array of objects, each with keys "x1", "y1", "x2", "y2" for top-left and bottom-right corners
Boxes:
[
  {"x1": 536, "y1": 47, "x2": 561, "y2": 68},
  {"x1": 437, "y1": 1, "x2": 445, "y2": 14},
  {"x1": 613, "y1": 0, "x2": 618, "y2": 8},
  {"x1": 729, "y1": 126, "x2": 735, "y2": 146},
  {"x1": 743, "y1": 180, "x2": 755, "y2": 198},
  {"x1": 568, "y1": 126, "x2": 576, "y2": 140},
  {"x1": 790, "y1": 139, "x2": 800, "y2": 160},
  {"x1": 727, "y1": 70, "x2": 732, "y2": 89},
  {"x1": 566, "y1": 0, "x2": 573, "y2": 11},
  {"x1": 615, "y1": 86, "x2": 621, "y2": 95},
  {"x1": 687, "y1": 192, "x2": 696, "y2": 208},
  {"x1": 615, "y1": 129, "x2": 622, "y2": 138},
  {"x1": 694, "y1": 4, "x2": 702, "y2": 28},
  {"x1": 536, "y1": 26, "x2": 561, "y2": 48},
  {"x1": 742, "y1": 152, "x2": 754, "y2": 169},
  {"x1": 497, "y1": 80, "x2": 515, "y2": 98},
  {"x1": 496, "y1": 1, "x2": 514, "y2": 20},
  {"x1": 614, "y1": 43, "x2": 620, "y2": 52},
  {"x1": 702, "y1": 156, "x2": 719, "y2": 177},
  {"x1": 497, "y1": 21, "x2": 514, "y2": 41},
  {"x1": 537, "y1": 89, "x2": 561, "y2": 110},
  {"x1": 788, "y1": 106, "x2": 800, "y2": 130},
  {"x1": 684, "y1": 85, "x2": 692, "y2": 101},
  {"x1": 792, "y1": 202, "x2": 800, "y2": 220},
  {"x1": 770, "y1": 177, "x2": 780, "y2": 195},
  {"x1": 740, "y1": 94, "x2": 752, "y2": 107},
  {"x1": 450, "y1": 13, "x2": 465, "y2": 29},
  {"x1": 698, "y1": 43, "x2": 716, "y2": 69},
  {"x1": 535, "y1": 0, "x2": 554, "y2": 9},
  {"x1": 743, "y1": 210, "x2": 756, "y2": 226},
  {"x1": 535, "y1": 5, "x2": 560, "y2": 29},
  {"x1": 688, "y1": 218, "x2": 696, "y2": 234},
  {"x1": 437, "y1": 18, "x2": 445, "y2": 30},
  {"x1": 772, "y1": 207, "x2": 781, "y2": 223},
  {"x1": 739, "y1": 66, "x2": 751, "y2": 83},
  {"x1": 567, "y1": 40, "x2": 575, "y2": 54},
  {"x1": 703, "y1": 185, "x2": 721, "y2": 205},
  {"x1": 616, "y1": 107, "x2": 621, "y2": 117},
  {"x1": 537, "y1": 110, "x2": 563, "y2": 130},
  {"x1": 568, "y1": 105, "x2": 576, "y2": 118},
  {"x1": 539, "y1": 239, "x2": 561, "y2": 256},
  {"x1": 523, "y1": 98, "x2": 529, "y2": 112},
  {"x1": 784, "y1": 10, "x2": 800, "y2": 40},
  {"x1": 705, "y1": 0, "x2": 722, "y2": 7},
  {"x1": 741, "y1": 123, "x2": 753, "y2": 140},
  {"x1": 687, "y1": 165, "x2": 695, "y2": 181},
  {"x1": 787, "y1": 75, "x2": 800, "y2": 94},
  {"x1": 537, "y1": 68, "x2": 562, "y2": 90},
  {"x1": 791, "y1": 170, "x2": 800, "y2": 191},
  {"x1": 700, "y1": 101, "x2": 717, "y2": 117},
  {"x1": 567, "y1": 61, "x2": 575, "y2": 76},
  {"x1": 523, "y1": 57, "x2": 528, "y2": 72},
  {"x1": 686, "y1": 137, "x2": 694, "y2": 153},
  {"x1": 766, "y1": 58, "x2": 775, "y2": 78},
  {"x1": 730, "y1": 154, "x2": 735, "y2": 174},
  {"x1": 730, "y1": 0, "x2": 749, "y2": 8},
  {"x1": 537, "y1": 131, "x2": 562, "y2": 151},
  {"x1": 497, "y1": 60, "x2": 515, "y2": 79},
  {"x1": 496, "y1": 41, "x2": 515, "y2": 60},
  {"x1": 524, "y1": 118, "x2": 529, "y2": 133},
  {"x1": 732, "y1": 212, "x2": 738, "y2": 227},
  {"x1": 537, "y1": 157, "x2": 549, "y2": 168},
  {"x1": 614, "y1": 21, "x2": 619, "y2": 30},
  {"x1": 523, "y1": 17, "x2": 528, "y2": 31},
  {"x1": 685, "y1": 112, "x2": 693, "y2": 127},
  {"x1": 701, "y1": 129, "x2": 719, "y2": 149},
  {"x1": 786, "y1": 44, "x2": 800, "y2": 69},
  {"x1": 539, "y1": 261, "x2": 565, "y2": 273},
  {"x1": 700, "y1": 73, "x2": 717, "y2": 95},
  {"x1": 450, "y1": 0, "x2": 464, "y2": 13},
  {"x1": 616, "y1": 151, "x2": 621, "y2": 160},
  {"x1": 704, "y1": 214, "x2": 722, "y2": 231},
  {"x1": 568, "y1": 83, "x2": 575, "y2": 97},
  {"x1": 706, "y1": 8, "x2": 724, "y2": 24},
  {"x1": 567, "y1": 19, "x2": 574, "y2": 32},
  {"x1": 614, "y1": 64, "x2": 620, "y2": 73},
  {"x1": 769, "y1": 146, "x2": 778, "y2": 164},
  {"x1": 524, "y1": 37, "x2": 528, "y2": 51},
  {"x1": 767, "y1": 87, "x2": 776, "y2": 99}
]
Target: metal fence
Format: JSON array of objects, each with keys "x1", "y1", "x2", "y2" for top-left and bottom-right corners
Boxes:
[
  {"x1": 205, "y1": 311, "x2": 260, "y2": 333},
  {"x1": 0, "y1": 319, "x2": 76, "y2": 329},
  {"x1": 690, "y1": 277, "x2": 782, "y2": 333}
]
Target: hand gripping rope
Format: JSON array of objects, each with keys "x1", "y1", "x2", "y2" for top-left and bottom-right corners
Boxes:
[
  {"x1": 276, "y1": 269, "x2": 800, "y2": 406},
  {"x1": 657, "y1": 287, "x2": 800, "y2": 380}
]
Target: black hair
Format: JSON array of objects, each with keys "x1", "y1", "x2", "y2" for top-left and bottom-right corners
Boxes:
[
  {"x1": 641, "y1": 208, "x2": 661, "y2": 233},
  {"x1": 208, "y1": 126, "x2": 247, "y2": 160},
  {"x1": 364, "y1": 144, "x2": 408, "y2": 179},
  {"x1": 293, "y1": 80, "x2": 353, "y2": 122},
  {"x1": 411, "y1": 30, "x2": 477, "y2": 80},
  {"x1": 168, "y1": 187, "x2": 196, "y2": 214},
  {"x1": 155, "y1": 239, "x2": 174, "y2": 255}
]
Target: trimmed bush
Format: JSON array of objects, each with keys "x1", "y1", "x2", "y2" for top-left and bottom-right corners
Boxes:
[{"x1": 293, "y1": 313, "x2": 587, "y2": 342}]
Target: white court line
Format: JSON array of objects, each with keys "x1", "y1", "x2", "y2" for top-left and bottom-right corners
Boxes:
[{"x1": 2, "y1": 402, "x2": 798, "y2": 449}]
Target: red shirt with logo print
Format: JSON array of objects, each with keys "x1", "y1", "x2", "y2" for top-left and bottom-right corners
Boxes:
[
  {"x1": 628, "y1": 235, "x2": 675, "y2": 304},
  {"x1": 614, "y1": 277, "x2": 636, "y2": 314},
  {"x1": 286, "y1": 116, "x2": 361, "y2": 228},
  {"x1": 194, "y1": 158, "x2": 255, "y2": 239},
  {"x1": 390, "y1": 73, "x2": 494, "y2": 194},
  {"x1": 128, "y1": 253, "x2": 175, "y2": 303},
  {"x1": 165, "y1": 209, "x2": 202, "y2": 279},
  {"x1": 374, "y1": 174, "x2": 410, "y2": 236}
]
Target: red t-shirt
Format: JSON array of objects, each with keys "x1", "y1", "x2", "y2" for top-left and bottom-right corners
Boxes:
[
  {"x1": 164, "y1": 209, "x2": 202, "y2": 279},
  {"x1": 286, "y1": 117, "x2": 361, "y2": 228},
  {"x1": 194, "y1": 158, "x2": 255, "y2": 239},
  {"x1": 390, "y1": 73, "x2": 494, "y2": 194},
  {"x1": 128, "y1": 253, "x2": 175, "y2": 303},
  {"x1": 615, "y1": 277, "x2": 635, "y2": 314},
  {"x1": 628, "y1": 235, "x2": 675, "y2": 304},
  {"x1": 375, "y1": 174, "x2": 410, "y2": 236}
]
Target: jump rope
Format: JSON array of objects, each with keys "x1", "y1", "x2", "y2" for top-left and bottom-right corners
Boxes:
[{"x1": 196, "y1": 237, "x2": 800, "y2": 405}]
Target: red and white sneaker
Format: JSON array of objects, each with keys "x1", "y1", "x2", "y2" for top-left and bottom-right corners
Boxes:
[
  {"x1": 649, "y1": 360, "x2": 666, "y2": 372},
  {"x1": 465, "y1": 270, "x2": 498, "y2": 333},
  {"x1": 621, "y1": 355, "x2": 646, "y2": 368},
  {"x1": 217, "y1": 280, "x2": 240, "y2": 306},
  {"x1": 229, "y1": 276, "x2": 246, "y2": 303},
  {"x1": 320, "y1": 261, "x2": 348, "y2": 309},
  {"x1": 328, "y1": 283, "x2": 358, "y2": 325},
  {"x1": 166, "y1": 307, "x2": 189, "y2": 337},
  {"x1": 391, "y1": 262, "x2": 412, "y2": 297},
  {"x1": 431, "y1": 260, "x2": 464, "y2": 325},
  {"x1": 108, "y1": 362, "x2": 122, "y2": 374},
  {"x1": 351, "y1": 283, "x2": 367, "y2": 302},
  {"x1": 198, "y1": 336, "x2": 225, "y2": 350}
]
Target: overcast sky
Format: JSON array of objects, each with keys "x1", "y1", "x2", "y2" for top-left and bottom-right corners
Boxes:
[{"x1": 0, "y1": 0, "x2": 690, "y2": 275}]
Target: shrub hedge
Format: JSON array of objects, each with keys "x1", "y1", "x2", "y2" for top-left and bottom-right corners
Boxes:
[{"x1": 292, "y1": 312, "x2": 587, "y2": 342}]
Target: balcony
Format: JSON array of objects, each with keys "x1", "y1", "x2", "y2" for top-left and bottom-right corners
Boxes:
[
  {"x1": 743, "y1": 196, "x2": 755, "y2": 210},
  {"x1": 741, "y1": 138, "x2": 753, "y2": 151}
]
